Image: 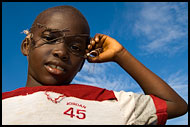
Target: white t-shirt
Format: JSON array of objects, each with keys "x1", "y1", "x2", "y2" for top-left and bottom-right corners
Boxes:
[{"x1": 2, "y1": 84, "x2": 167, "y2": 125}]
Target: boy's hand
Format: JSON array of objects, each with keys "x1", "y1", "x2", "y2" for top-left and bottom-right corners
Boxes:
[{"x1": 86, "y1": 33, "x2": 124, "y2": 63}]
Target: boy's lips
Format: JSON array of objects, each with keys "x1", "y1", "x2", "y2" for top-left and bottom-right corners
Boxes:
[{"x1": 44, "y1": 62, "x2": 66, "y2": 75}]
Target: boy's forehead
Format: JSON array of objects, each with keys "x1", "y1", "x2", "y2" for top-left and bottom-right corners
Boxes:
[{"x1": 36, "y1": 11, "x2": 90, "y2": 35}]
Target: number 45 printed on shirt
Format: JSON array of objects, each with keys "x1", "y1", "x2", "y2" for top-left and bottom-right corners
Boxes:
[{"x1": 63, "y1": 107, "x2": 86, "y2": 119}]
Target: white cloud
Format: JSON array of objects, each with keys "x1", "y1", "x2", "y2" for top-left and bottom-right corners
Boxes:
[
  {"x1": 164, "y1": 70, "x2": 188, "y2": 103},
  {"x1": 73, "y1": 62, "x2": 188, "y2": 104},
  {"x1": 167, "y1": 70, "x2": 187, "y2": 86},
  {"x1": 101, "y1": 2, "x2": 188, "y2": 57},
  {"x1": 167, "y1": 113, "x2": 188, "y2": 125},
  {"x1": 72, "y1": 61, "x2": 142, "y2": 93},
  {"x1": 134, "y1": 2, "x2": 188, "y2": 56}
]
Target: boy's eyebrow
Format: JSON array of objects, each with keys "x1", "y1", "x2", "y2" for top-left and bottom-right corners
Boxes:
[
  {"x1": 31, "y1": 23, "x2": 90, "y2": 37},
  {"x1": 30, "y1": 23, "x2": 70, "y2": 33}
]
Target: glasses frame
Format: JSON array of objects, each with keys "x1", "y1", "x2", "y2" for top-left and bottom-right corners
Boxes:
[{"x1": 29, "y1": 23, "x2": 90, "y2": 58}]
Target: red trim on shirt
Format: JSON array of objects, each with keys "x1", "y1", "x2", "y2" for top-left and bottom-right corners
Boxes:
[
  {"x1": 2, "y1": 84, "x2": 117, "y2": 101},
  {"x1": 150, "y1": 95, "x2": 168, "y2": 125}
]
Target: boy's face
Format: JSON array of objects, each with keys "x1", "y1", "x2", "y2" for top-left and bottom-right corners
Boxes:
[{"x1": 23, "y1": 11, "x2": 90, "y2": 86}]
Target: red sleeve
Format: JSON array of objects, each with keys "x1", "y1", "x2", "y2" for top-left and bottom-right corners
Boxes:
[{"x1": 150, "y1": 95, "x2": 168, "y2": 125}]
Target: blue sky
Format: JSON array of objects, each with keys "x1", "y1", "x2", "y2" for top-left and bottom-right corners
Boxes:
[{"x1": 2, "y1": 2, "x2": 188, "y2": 125}]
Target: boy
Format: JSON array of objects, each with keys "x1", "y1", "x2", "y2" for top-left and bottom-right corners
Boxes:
[{"x1": 2, "y1": 5, "x2": 188, "y2": 125}]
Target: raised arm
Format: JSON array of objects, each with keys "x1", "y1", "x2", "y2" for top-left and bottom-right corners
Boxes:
[{"x1": 86, "y1": 33, "x2": 188, "y2": 119}]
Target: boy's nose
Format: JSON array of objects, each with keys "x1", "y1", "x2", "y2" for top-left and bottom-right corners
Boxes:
[{"x1": 52, "y1": 43, "x2": 69, "y2": 60}]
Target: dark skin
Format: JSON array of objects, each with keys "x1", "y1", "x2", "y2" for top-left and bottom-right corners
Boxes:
[
  {"x1": 21, "y1": 8, "x2": 187, "y2": 121},
  {"x1": 21, "y1": 11, "x2": 89, "y2": 86},
  {"x1": 87, "y1": 34, "x2": 188, "y2": 119}
]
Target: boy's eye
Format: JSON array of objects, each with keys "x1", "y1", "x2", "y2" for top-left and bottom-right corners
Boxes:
[
  {"x1": 41, "y1": 31, "x2": 61, "y2": 44},
  {"x1": 42, "y1": 36, "x2": 58, "y2": 44},
  {"x1": 70, "y1": 45, "x2": 81, "y2": 52},
  {"x1": 43, "y1": 36, "x2": 53, "y2": 40}
]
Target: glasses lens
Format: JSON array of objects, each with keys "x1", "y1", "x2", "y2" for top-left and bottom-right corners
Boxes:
[
  {"x1": 64, "y1": 36, "x2": 88, "y2": 57},
  {"x1": 40, "y1": 30, "x2": 89, "y2": 57},
  {"x1": 41, "y1": 31, "x2": 62, "y2": 43}
]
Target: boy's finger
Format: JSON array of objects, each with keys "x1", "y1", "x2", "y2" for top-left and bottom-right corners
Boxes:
[
  {"x1": 86, "y1": 55, "x2": 101, "y2": 63},
  {"x1": 94, "y1": 33, "x2": 107, "y2": 49},
  {"x1": 94, "y1": 33, "x2": 103, "y2": 42},
  {"x1": 87, "y1": 38, "x2": 96, "y2": 51},
  {"x1": 87, "y1": 44, "x2": 93, "y2": 51},
  {"x1": 90, "y1": 39, "x2": 96, "y2": 47},
  {"x1": 95, "y1": 34, "x2": 107, "y2": 48}
]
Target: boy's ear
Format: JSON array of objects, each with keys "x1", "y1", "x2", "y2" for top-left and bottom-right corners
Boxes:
[{"x1": 21, "y1": 38, "x2": 30, "y2": 56}]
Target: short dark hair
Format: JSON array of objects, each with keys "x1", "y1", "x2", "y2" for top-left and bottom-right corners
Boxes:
[
  {"x1": 29, "y1": 5, "x2": 90, "y2": 48},
  {"x1": 30, "y1": 5, "x2": 90, "y2": 34}
]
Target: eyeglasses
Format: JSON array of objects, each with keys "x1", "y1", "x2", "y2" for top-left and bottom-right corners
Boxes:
[{"x1": 30, "y1": 23, "x2": 90, "y2": 58}]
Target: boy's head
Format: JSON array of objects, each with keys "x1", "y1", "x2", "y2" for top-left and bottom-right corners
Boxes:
[{"x1": 21, "y1": 5, "x2": 90, "y2": 86}]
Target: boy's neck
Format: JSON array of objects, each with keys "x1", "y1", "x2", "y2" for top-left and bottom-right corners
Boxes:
[{"x1": 25, "y1": 75, "x2": 43, "y2": 87}]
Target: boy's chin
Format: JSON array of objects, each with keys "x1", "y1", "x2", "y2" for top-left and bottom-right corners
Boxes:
[
  {"x1": 39, "y1": 78, "x2": 71, "y2": 86},
  {"x1": 36, "y1": 74, "x2": 73, "y2": 86}
]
